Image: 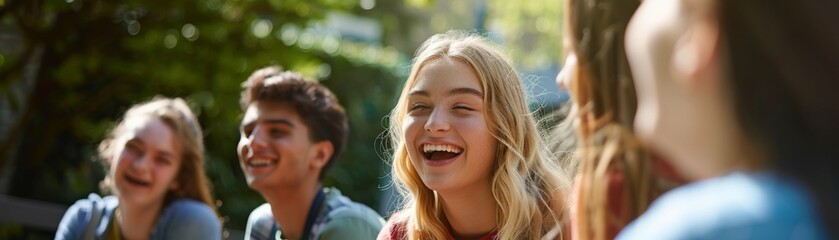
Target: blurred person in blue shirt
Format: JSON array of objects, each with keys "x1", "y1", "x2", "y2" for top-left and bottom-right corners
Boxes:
[
  {"x1": 618, "y1": 0, "x2": 839, "y2": 239},
  {"x1": 55, "y1": 97, "x2": 220, "y2": 240}
]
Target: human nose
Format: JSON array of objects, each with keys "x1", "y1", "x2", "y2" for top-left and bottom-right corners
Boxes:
[
  {"x1": 424, "y1": 107, "x2": 450, "y2": 133},
  {"x1": 243, "y1": 125, "x2": 268, "y2": 154},
  {"x1": 132, "y1": 153, "x2": 151, "y2": 170},
  {"x1": 556, "y1": 67, "x2": 569, "y2": 90},
  {"x1": 556, "y1": 53, "x2": 577, "y2": 90}
]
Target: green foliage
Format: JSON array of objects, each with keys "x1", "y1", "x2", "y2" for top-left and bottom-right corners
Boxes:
[
  {"x1": 488, "y1": 0, "x2": 564, "y2": 71},
  {"x1": 0, "y1": 0, "x2": 404, "y2": 235},
  {"x1": 368, "y1": 0, "x2": 565, "y2": 72}
]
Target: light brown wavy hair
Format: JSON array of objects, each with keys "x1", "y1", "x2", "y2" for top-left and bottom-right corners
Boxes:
[
  {"x1": 559, "y1": 0, "x2": 660, "y2": 239},
  {"x1": 98, "y1": 97, "x2": 216, "y2": 213}
]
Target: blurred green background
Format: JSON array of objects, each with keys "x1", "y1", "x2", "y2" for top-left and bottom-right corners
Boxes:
[{"x1": 0, "y1": 0, "x2": 565, "y2": 239}]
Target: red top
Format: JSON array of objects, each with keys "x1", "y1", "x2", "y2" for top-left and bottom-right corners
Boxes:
[
  {"x1": 650, "y1": 151, "x2": 687, "y2": 184},
  {"x1": 377, "y1": 211, "x2": 498, "y2": 240},
  {"x1": 573, "y1": 152, "x2": 686, "y2": 239},
  {"x1": 605, "y1": 168, "x2": 628, "y2": 240}
]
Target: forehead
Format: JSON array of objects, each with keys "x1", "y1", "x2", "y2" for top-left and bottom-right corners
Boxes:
[
  {"x1": 411, "y1": 58, "x2": 483, "y2": 94},
  {"x1": 122, "y1": 116, "x2": 178, "y2": 153},
  {"x1": 241, "y1": 101, "x2": 305, "y2": 125}
]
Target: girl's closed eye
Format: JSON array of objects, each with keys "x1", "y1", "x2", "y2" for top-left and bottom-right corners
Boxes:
[
  {"x1": 156, "y1": 156, "x2": 172, "y2": 166},
  {"x1": 453, "y1": 105, "x2": 475, "y2": 111},
  {"x1": 452, "y1": 105, "x2": 480, "y2": 118},
  {"x1": 409, "y1": 103, "x2": 430, "y2": 113}
]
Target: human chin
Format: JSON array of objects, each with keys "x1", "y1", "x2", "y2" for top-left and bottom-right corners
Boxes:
[
  {"x1": 633, "y1": 100, "x2": 659, "y2": 145},
  {"x1": 238, "y1": 151, "x2": 280, "y2": 189},
  {"x1": 115, "y1": 177, "x2": 162, "y2": 206},
  {"x1": 411, "y1": 148, "x2": 466, "y2": 191},
  {"x1": 243, "y1": 163, "x2": 279, "y2": 191}
]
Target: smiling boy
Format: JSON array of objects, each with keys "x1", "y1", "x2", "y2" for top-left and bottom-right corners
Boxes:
[{"x1": 238, "y1": 66, "x2": 384, "y2": 240}]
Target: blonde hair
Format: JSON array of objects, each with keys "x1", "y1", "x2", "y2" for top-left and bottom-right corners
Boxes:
[
  {"x1": 98, "y1": 97, "x2": 217, "y2": 213},
  {"x1": 388, "y1": 31, "x2": 570, "y2": 240}
]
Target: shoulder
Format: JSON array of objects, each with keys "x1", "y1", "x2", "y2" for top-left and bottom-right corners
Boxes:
[
  {"x1": 65, "y1": 193, "x2": 103, "y2": 219},
  {"x1": 161, "y1": 199, "x2": 218, "y2": 223},
  {"x1": 64, "y1": 194, "x2": 117, "y2": 216},
  {"x1": 245, "y1": 203, "x2": 277, "y2": 240},
  {"x1": 154, "y1": 199, "x2": 221, "y2": 239},
  {"x1": 247, "y1": 203, "x2": 276, "y2": 229},
  {"x1": 377, "y1": 211, "x2": 409, "y2": 240},
  {"x1": 315, "y1": 188, "x2": 385, "y2": 239},
  {"x1": 321, "y1": 188, "x2": 385, "y2": 225},
  {"x1": 618, "y1": 172, "x2": 830, "y2": 239},
  {"x1": 56, "y1": 195, "x2": 97, "y2": 239},
  {"x1": 247, "y1": 203, "x2": 275, "y2": 230},
  {"x1": 56, "y1": 193, "x2": 117, "y2": 240},
  {"x1": 247, "y1": 203, "x2": 274, "y2": 222}
]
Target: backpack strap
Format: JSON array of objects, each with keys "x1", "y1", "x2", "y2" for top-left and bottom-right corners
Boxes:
[{"x1": 83, "y1": 194, "x2": 105, "y2": 240}]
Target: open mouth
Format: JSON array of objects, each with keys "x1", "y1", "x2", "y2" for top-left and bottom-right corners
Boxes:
[
  {"x1": 247, "y1": 158, "x2": 278, "y2": 167},
  {"x1": 124, "y1": 174, "x2": 150, "y2": 187},
  {"x1": 422, "y1": 144, "x2": 463, "y2": 160}
]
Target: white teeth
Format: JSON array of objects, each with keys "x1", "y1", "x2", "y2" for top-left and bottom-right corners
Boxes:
[
  {"x1": 249, "y1": 158, "x2": 274, "y2": 167},
  {"x1": 422, "y1": 144, "x2": 462, "y2": 154}
]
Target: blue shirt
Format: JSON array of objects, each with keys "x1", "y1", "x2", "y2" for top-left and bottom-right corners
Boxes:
[
  {"x1": 55, "y1": 193, "x2": 221, "y2": 240},
  {"x1": 618, "y1": 172, "x2": 831, "y2": 240},
  {"x1": 245, "y1": 187, "x2": 384, "y2": 240}
]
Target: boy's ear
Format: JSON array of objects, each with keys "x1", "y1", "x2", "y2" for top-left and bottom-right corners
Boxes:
[
  {"x1": 673, "y1": 10, "x2": 720, "y2": 86},
  {"x1": 310, "y1": 141, "x2": 334, "y2": 169}
]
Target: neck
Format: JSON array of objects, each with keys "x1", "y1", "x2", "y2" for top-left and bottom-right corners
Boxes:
[
  {"x1": 692, "y1": 75, "x2": 757, "y2": 178},
  {"x1": 261, "y1": 182, "x2": 322, "y2": 239},
  {"x1": 715, "y1": 134, "x2": 763, "y2": 175},
  {"x1": 438, "y1": 180, "x2": 497, "y2": 240},
  {"x1": 117, "y1": 201, "x2": 164, "y2": 239}
]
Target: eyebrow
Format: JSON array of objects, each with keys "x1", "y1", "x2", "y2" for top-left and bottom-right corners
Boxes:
[
  {"x1": 158, "y1": 150, "x2": 175, "y2": 159},
  {"x1": 240, "y1": 118, "x2": 295, "y2": 131},
  {"x1": 408, "y1": 87, "x2": 483, "y2": 98},
  {"x1": 261, "y1": 118, "x2": 295, "y2": 127},
  {"x1": 128, "y1": 138, "x2": 175, "y2": 159}
]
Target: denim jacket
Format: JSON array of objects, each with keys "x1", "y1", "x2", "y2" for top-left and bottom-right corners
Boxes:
[
  {"x1": 618, "y1": 172, "x2": 831, "y2": 240},
  {"x1": 55, "y1": 193, "x2": 220, "y2": 240}
]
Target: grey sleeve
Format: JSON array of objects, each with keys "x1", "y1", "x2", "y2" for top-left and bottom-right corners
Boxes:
[
  {"x1": 245, "y1": 204, "x2": 277, "y2": 240},
  {"x1": 317, "y1": 217, "x2": 382, "y2": 240},
  {"x1": 316, "y1": 210, "x2": 384, "y2": 240}
]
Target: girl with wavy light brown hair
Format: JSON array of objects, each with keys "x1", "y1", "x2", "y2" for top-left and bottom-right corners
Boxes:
[
  {"x1": 553, "y1": 0, "x2": 684, "y2": 239},
  {"x1": 56, "y1": 97, "x2": 219, "y2": 240}
]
